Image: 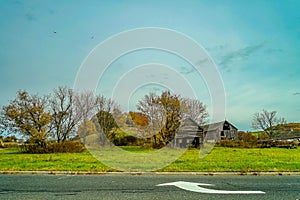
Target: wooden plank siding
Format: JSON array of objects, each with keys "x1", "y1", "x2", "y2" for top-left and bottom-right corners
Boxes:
[{"x1": 173, "y1": 118, "x2": 204, "y2": 148}]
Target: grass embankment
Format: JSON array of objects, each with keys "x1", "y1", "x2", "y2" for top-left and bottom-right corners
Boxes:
[{"x1": 0, "y1": 147, "x2": 299, "y2": 172}]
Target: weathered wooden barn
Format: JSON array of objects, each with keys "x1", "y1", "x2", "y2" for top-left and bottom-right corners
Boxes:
[
  {"x1": 204, "y1": 120, "x2": 238, "y2": 143},
  {"x1": 173, "y1": 118, "x2": 204, "y2": 148},
  {"x1": 173, "y1": 119, "x2": 238, "y2": 148}
]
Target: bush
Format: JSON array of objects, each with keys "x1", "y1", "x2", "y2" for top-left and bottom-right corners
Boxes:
[
  {"x1": 20, "y1": 143, "x2": 46, "y2": 153},
  {"x1": 20, "y1": 141, "x2": 85, "y2": 153},
  {"x1": 217, "y1": 140, "x2": 258, "y2": 148},
  {"x1": 217, "y1": 140, "x2": 240, "y2": 148},
  {"x1": 46, "y1": 141, "x2": 86, "y2": 153},
  {"x1": 113, "y1": 135, "x2": 145, "y2": 146},
  {"x1": 274, "y1": 140, "x2": 297, "y2": 149}
]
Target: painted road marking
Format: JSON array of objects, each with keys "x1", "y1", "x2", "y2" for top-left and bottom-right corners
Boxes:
[{"x1": 157, "y1": 181, "x2": 265, "y2": 194}]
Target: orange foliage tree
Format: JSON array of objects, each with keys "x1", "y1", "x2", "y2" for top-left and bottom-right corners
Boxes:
[{"x1": 129, "y1": 111, "x2": 149, "y2": 127}]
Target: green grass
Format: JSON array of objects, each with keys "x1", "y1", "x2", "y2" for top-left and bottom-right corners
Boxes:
[
  {"x1": 161, "y1": 147, "x2": 300, "y2": 172},
  {"x1": 0, "y1": 147, "x2": 300, "y2": 172},
  {"x1": 0, "y1": 148, "x2": 114, "y2": 172}
]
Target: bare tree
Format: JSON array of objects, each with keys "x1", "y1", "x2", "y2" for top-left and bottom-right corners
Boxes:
[
  {"x1": 74, "y1": 91, "x2": 97, "y2": 144},
  {"x1": 252, "y1": 109, "x2": 286, "y2": 138},
  {"x1": 137, "y1": 92, "x2": 165, "y2": 133},
  {"x1": 74, "y1": 91, "x2": 97, "y2": 122},
  {"x1": 74, "y1": 93, "x2": 120, "y2": 145},
  {"x1": 49, "y1": 87, "x2": 81, "y2": 143},
  {"x1": 180, "y1": 97, "x2": 209, "y2": 125}
]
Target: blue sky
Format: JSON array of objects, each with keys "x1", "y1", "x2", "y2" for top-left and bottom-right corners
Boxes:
[{"x1": 0, "y1": 0, "x2": 299, "y2": 131}]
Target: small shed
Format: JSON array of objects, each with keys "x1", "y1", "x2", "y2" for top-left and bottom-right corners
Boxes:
[{"x1": 173, "y1": 118, "x2": 204, "y2": 148}]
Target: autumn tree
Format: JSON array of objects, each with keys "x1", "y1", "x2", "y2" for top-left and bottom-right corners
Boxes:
[
  {"x1": 252, "y1": 109, "x2": 286, "y2": 138},
  {"x1": 0, "y1": 90, "x2": 52, "y2": 148},
  {"x1": 49, "y1": 87, "x2": 81, "y2": 143},
  {"x1": 154, "y1": 91, "x2": 182, "y2": 147},
  {"x1": 126, "y1": 111, "x2": 150, "y2": 138}
]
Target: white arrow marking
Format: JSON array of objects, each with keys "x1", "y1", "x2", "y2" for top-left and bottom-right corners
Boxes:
[{"x1": 157, "y1": 181, "x2": 265, "y2": 194}]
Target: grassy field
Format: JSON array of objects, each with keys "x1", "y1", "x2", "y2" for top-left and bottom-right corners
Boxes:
[
  {"x1": 0, "y1": 147, "x2": 299, "y2": 172},
  {"x1": 162, "y1": 147, "x2": 300, "y2": 172}
]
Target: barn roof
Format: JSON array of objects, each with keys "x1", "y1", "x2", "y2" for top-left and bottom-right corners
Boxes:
[{"x1": 202, "y1": 120, "x2": 238, "y2": 132}]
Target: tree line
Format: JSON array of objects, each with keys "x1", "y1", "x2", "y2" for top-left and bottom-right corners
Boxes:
[{"x1": 0, "y1": 87, "x2": 209, "y2": 152}]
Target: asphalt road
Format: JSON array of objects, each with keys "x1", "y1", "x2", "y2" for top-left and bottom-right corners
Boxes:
[{"x1": 0, "y1": 174, "x2": 299, "y2": 200}]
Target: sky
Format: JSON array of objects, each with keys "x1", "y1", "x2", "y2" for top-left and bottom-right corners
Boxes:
[{"x1": 0, "y1": 0, "x2": 299, "y2": 131}]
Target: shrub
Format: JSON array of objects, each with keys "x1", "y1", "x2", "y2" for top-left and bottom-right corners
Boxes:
[
  {"x1": 46, "y1": 141, "x2": 86, "y2": 153},
  {"x1": 19, "y1": 143, "x2": 46, "y2": 153},
  {"x1": 274, "y1": 140, "x2": 297, "y2": 149},
  {"x1": 240, "y1": 132, "x2": 257, "y2": 143},
  {"x1": 217, "y1": 140, "x2": 240, "y2": 148},
  {"x1": 20, "y1": 141, "x2": 85, "y2": 153},
  {"x1": 218, "y1": 140, "x2": 258, "y2": 148}
]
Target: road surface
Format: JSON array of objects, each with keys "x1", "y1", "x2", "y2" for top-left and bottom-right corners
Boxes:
[{"x1": 0, "y1": 174, "x2": 299, "y2": 199}]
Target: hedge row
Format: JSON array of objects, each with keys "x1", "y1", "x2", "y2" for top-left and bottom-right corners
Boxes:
[{"x1": 19, "y1": 141, "x2": 85, "y2": 153}]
